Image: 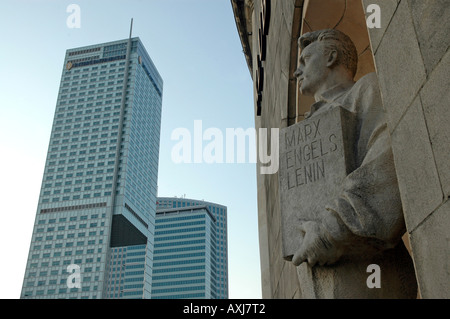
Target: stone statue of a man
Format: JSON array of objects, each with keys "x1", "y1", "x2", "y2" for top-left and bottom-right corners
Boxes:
[{"x1": 290, "y1": 29, "x2": 417, "y2": 298}]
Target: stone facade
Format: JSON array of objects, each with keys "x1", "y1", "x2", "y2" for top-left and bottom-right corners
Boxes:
[
  {"x1": 231, "y1": 0, "x2": 449, "y2": 298},
  {"x1": 363, "y1": 0, "x2": 450, "y2": 298}
]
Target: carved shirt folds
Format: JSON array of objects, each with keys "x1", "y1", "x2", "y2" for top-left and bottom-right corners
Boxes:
[{"x1": 309, "y1": 72, "x2": 406, "y2": 253}]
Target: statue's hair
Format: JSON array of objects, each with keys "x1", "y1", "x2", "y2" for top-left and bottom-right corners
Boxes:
[{"x1": 299, "y1": 29, "x2": 358, "y2": 77}]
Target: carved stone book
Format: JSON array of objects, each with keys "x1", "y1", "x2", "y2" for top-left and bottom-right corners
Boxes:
[{"x1": 279, "y1": 106, "x2": 355, "y2": 260}]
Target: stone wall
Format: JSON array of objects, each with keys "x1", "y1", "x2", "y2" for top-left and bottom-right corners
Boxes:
[
  {"x1": 363, "y1": 0, "x2": 450, "y2": 298},
  {"x1": 252, "y1": 0, "x2": 302, "y2": 299}
]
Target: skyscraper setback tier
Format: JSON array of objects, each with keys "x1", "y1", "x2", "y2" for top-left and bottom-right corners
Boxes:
[
  {"x1": 152, "y1": 206, "x2": 218, "y2": 299},
  {"x1": 156, "y1": 197, "x2": 228, "y2": 299},
  {"x1": 21, "y1": 37, "x2": 163, "y2": 299}
]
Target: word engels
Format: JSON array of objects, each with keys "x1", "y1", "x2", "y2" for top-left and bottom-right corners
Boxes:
[
  {"x1": 256, "y1": 0, "x2": 271, "y2": 116},
  {"x1": 284, "y1": 118, "x2": 338, "y2": 188}
]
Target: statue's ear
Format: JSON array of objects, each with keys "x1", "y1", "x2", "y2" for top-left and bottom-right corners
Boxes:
[{"x1": 326, "y1": 50, "x2": 338, "y2": 68}]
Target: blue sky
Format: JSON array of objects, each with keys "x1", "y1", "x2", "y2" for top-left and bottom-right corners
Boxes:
[{"x1": 0, "y1": 0, "x2": 261, "y2": 298}]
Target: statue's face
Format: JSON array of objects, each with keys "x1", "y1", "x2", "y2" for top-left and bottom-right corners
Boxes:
[{"x1": 294, "y1": 41, "x2": 329, "y2": 97}]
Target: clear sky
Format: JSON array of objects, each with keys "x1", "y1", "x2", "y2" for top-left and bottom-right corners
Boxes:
[{"x1": 0, "y1": 0, "x2": 261, "y2": 298}]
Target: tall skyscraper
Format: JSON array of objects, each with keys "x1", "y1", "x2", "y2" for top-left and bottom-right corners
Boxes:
[
  {"x1": 156, "y1": 197, "x2": 228, "y2": 299},
  {"x1": 21, "y1": 36, "x2": 163, "y2": 299}
]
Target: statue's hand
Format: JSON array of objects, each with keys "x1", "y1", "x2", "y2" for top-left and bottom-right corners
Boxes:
[{"x1": 292, "y1": 221, "x2": 343, "y2": 267}]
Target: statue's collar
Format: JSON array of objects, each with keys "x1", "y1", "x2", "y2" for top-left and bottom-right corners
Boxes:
[
  {"x1": 305, "y1": 82, "x2": 354, "y2": 119},
  {"x1": 316, "y1": 82, "x2": 354, "y2": 103}
]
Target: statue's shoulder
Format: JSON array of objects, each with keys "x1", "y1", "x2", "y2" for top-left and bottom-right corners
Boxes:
[
  {"x1": 353, "y1": 72, "x2": 380, "y2": 93},
  {"x1": 347, "y1": 72, "x2": 382, "y2": 104},
  {"x1": 343, "y1": 72, "x2": 383, "y2": 115}
]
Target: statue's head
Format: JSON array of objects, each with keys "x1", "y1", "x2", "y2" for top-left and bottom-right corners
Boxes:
[{"x1": 294, "y1": 29, "x2": 358, "y2": 97}]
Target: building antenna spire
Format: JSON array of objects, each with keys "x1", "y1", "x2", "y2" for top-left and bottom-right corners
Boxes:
[{"x1": 129, "y1": 18, "x2": 133, "y2": 39}]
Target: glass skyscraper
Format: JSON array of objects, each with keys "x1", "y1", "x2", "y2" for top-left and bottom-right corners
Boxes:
[
  {"x1": 155, "y1": 197, "x2": 228, "y2": 299},
  {"x1": 21, "y1": 37, "x2": 163, "y2": 299},
  {"x1": 152, "y1": 205, "x2": 218, "y2": 299},
  {"x1": 106, "y1": 244, "x2": 147, "y2": 298}
]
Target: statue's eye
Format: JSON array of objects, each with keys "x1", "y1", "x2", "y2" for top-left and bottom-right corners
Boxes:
[{"x1": 300, "y1": 56, "x2": 309, "y2": 65}]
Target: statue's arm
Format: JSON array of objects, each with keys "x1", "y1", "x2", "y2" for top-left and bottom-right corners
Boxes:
[
  {"x1": 322, "y1": 79, "x2": 406, "y2": 256},
  {"x1": 323, "y1": 124, "x2": 406, "y2": 253}
]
